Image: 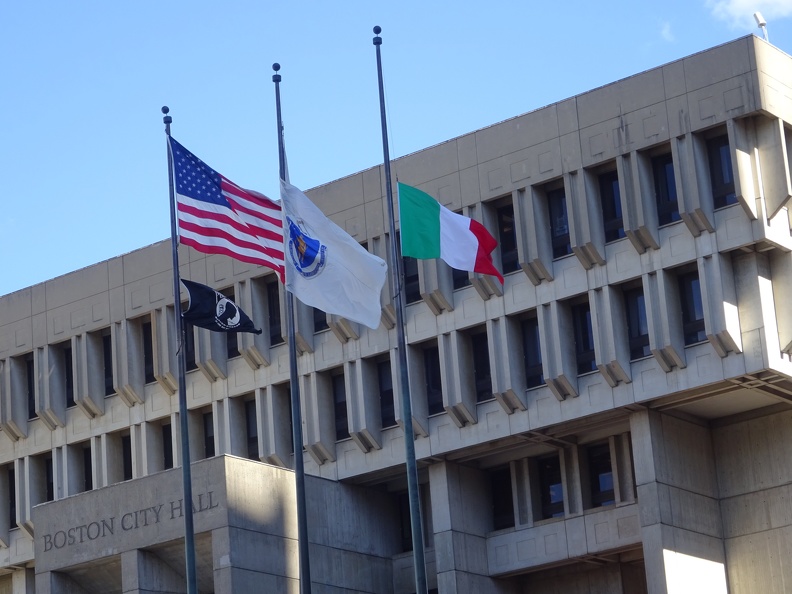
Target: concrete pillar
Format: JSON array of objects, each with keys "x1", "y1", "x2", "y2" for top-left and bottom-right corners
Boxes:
[
  {"x1": 10, "y1": 569, "x2": 34, "y2": 594},
  {"x1": 429, "y1": 462, "x2": 516, "y2": 594},
  {"x1": 121, "y1": 549, "x2": 186, "y2": 594},
  {"x1": 630, "y1": 410, "x2": 727, "y2": 594}
]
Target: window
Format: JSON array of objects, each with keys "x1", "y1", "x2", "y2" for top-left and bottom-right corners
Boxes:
[
  {"x1": 490, "y1": 466, "x2": 515, "y2": 530},
  {"x1": 222, "y1": 288, "x2": 241, "y2": 359},
  {"x1": 497, "y1": 203, "x2": 520, "y2": 274},
  {"x1": 572, "y1": 301, "x2": 596, "y2": 374},
  {"x1": 678, "y1": 271, "x2": 706, "y2": 345},
  {"x1": 521, "y1": 316, "x2": 544, "y2": 388},
  {"x1": 403, "y1": 255, "x2": 421, "y2": 305},
  {"x1": 203, "y1": 411, "x2": 215, "y2": 459},
  {"x1": 471, "y1": 332, "x2": 492, "y2": 402},
  {"x1": 424, "y1": 345, "x2": 443, "y2": 415},
  {"x1": 102, "y1": 328, "x2": 114, "y2": 395},
  {"x1": 538, "y1": 455, "x2": 564, "y2": 519},
  {"x1": 653, "y1": 153, "x2": 680, "y2": 226},
  {"x1": 548, "y1": 188, "x2": 571, "y2": 259},
  {"x1": 162, "y1": 424, "x2": 174, "y2": 470},
  {"x1": 121, "y1": 434, "x2": 132, "y2": 481},
  {"x1": 82, "y1": 444, "x2": 92, "y2": 492},
  {"x1": 25, "y1": 353, "x2": 36, "y2": 420},
  {"x1": 599, "y1": 170, "x2": 625, "y2": 242},
  {"x1": 44, "y1": 456, "x2": 54, "y2": 502},
  {"x1": 398, "y1": 492, "x2": 413, "y2": 552},
  {"x1": 267, "y1": 279, "x2": 284, "y2": 346},
  {"x1": 142, "y1": 319, "x2": 155, "y2": 384},
  {"x1": 452, "y1": 267, "x2": 471, "y2": 290},
  {"x1": 63, "y1": 344, "x2": 75, "y2": 408},
  {"x1": 245, "y1": 400, "x2": 258, "y2": 460},
  {"x1": 378, "y1": 360, "x2": 396, "y2": 429},
  {"x1": 183, "y1": 321, "x2": 197, "y2": 371},
  {"x1": 623, "y1": 286, "x2": 650, "y2": 360},
  {"x1": 707, "y1": 134, "x2": 736, "y2": 209},
  {"x1": 7, "y1": 467, "x2": 15, "y2": 528},
  {"x1": 313, "y1": 307, "x2": 329, "y2": 333},
  {"x1": 332, "y1": 372, "x2": 349, "y2": 441},
  {"x1": 587, "y1": 443, "x2": 614, "y2": 508}
]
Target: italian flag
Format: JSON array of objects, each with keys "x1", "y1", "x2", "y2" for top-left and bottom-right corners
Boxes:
[{"x1": 398, "y1": 183, "x2": 504, "y2": 283}]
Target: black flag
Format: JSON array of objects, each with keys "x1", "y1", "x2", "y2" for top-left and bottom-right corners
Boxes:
[{"x1": 181, "y1": 279, "x2": 262, "y2": 334}]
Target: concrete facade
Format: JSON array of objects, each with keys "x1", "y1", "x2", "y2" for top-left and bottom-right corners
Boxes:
[{"x1": 0, "y1": 35, "x2": 790, "y2": 593}]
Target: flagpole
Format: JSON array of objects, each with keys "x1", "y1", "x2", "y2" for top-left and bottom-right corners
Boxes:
[
  {"x1": 272, "y1": 64, "x2": 313, "y2": 594},
  {"x1": 372, "y1": 27, "x2": 429, "y2": 593},
  {"x1": 162, "y1": 106, "x2": 198, "y2": 594}
]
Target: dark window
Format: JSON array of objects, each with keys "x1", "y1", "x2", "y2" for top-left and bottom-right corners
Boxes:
[
  {"x1": 333, "y1": 373, "x2": 350, "y2": 441},
  {"x1": 548, "y1": 188, "x2": 571, "y2": 259},
  {"x1": 183, "y1": 322, "x2": 197, "y2": 372},
  {"x1": 285, "y1": 386, "x2": 294, "y2": 455},
  {"x1": 403, "y1": 255, "x2": 421, "y2": 304},
  {"x1": 162, "y1": 424, "x2": 173, "y2": 470},
  {"x1": 25, "y1": 354, "x2": 36, "y2": 420},
  {"x1": 378, "y1": 360, "x2": 396, "y2": 429},
  {"x1": 203, "y1": 412, "x2": 215, "y2": 459},
  {"x1": 223, "y1": 288, "x2": 241, "y2": 359},
  {"x1": 245, "y1": 400, "x2": 258, "y2": 460},
  {"x1": 572, "y1": 302, "x2": 596, "y2": 374},
  {"x1": 102, "y1": 329, "x2": 114, "y2": 396},
  {"x1": 599, "y1": 170, "x2": 625, "y2": 242},
  {"x1": 538, "y1": 455, "x2": 564, "y2": 519},
  {"x1": 521, "y1": 317, "x2": 544, "y2": 388},
  {"x1": 142, "y1": 320, "x2": 155, "y2": 384},
  {"x1": 472, "y1": 333, "x2": 492, "y2": 402},
  {"x1": 452, "y1": 267, "x2": 471, "y2": 290},
  {"x1": 8, "y1": 467, "x2": 15, "y2": 527},
  {"x1": 64, "y1": 345, "x2": 75, "y2": 408},
  {"x1": 497, "y1": 203, "x2": 519, "y2": 274},
  {"x1": 624, "y1": 287, "x2": 650, "y2": 360},
  {"x1": 490, "y1": 466, "x2": 515, "y2": 530},
  {"x1": 587, "y1": 443, "x2": 615, "y2": 508},
  {"x1": 122, "y1": 435, "x2": 132, "y2": 481},
  {"x1": 707, "y1": 134, "x2": 736, "y2": 209},
  {"x1": 424, "y1": 346, "x2": 443, "y2": 415},
  {"x1": 267, "y1": 280, "x2": 284, "y2": 346},
  {"x1": 678, "y1": 271, "x2": 706, "y2": 345},
  {"x1": 313, "y1": 307, "x2": 329, "y2": 333},
  {"x1": 398, "y1": 492, "x2": 413, "y2": 552},
  {"x1": 82, "y1": 445, "x2": 92, "y2": 492},
  {"x1": 653, "y1": 153, "x2": 680, "y2": 226},
  {"x1": 44, "y1": 456, "x2": 54, "y2": 502}
]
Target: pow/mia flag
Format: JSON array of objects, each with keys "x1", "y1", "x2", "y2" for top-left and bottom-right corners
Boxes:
[{"x1": 181, "y1": 279, "x2": 262, "y2": 335}]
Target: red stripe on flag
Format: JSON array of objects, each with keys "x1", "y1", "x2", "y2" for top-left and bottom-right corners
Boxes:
[{"x1": 469, "y1": 219, "x2": 504, "y2": 284}]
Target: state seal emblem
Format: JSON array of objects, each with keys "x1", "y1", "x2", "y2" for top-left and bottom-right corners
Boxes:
[{"x1": 287, "y1": 217, "x2": 327, "y2": 278}]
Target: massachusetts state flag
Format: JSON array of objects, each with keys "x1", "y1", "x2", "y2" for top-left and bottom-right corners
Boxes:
[
  {"x1": 169, "y1": 137, "x2": 285, "y2": 281},
  {"x1": 181, "y1": 279, "x2": 261, "y2": 334},
  {"x1": 280, "y1": 179, "x2": 387, "y2": 330}
]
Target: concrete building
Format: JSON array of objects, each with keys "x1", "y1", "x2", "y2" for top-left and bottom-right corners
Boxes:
[{"x1": 0, "y1": 34, "x2": 791, "y2": 593}]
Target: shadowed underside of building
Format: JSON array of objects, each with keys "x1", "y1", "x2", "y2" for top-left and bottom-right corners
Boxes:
[{"x1": 0, "y1": 34, "x2": 791, "y2": 593}]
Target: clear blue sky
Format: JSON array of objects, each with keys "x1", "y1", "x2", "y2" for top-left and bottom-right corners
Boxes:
[{"x1": 1, "y1": 0, "x2": 791, "y2": 297}]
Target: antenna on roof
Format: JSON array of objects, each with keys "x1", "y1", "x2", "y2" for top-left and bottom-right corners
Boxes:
[{"x1": 754, "y1": 12, "x2": 769, "y2": 42}]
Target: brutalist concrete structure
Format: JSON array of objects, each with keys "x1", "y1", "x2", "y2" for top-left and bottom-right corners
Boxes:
[{"x1": 0, "y1": 34, "x2": 791, "y2": 593}]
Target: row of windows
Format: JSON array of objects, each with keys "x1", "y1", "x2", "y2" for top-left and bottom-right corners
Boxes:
[
  {"x1": 490, "y1": 436, "x2": 631, "y2": 531},
  {"x1": 6, "y1": 267, "x2": 706, "y2": 439}
]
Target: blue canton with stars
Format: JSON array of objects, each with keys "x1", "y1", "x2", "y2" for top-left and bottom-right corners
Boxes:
[{"x1": 170, "y1": 137, "x2": 229, "y2": 207}]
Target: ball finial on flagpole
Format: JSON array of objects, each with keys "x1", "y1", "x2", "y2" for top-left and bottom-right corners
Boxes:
[
  {"x1": 373, "y1": 25, "x2": 382, "y2": 45},
  {"x1": 272, "y1": 63, "x2": 281, "y2": 83},
  {"x1": 161, "y1": 106, "x2": 171, "y2": 125}
]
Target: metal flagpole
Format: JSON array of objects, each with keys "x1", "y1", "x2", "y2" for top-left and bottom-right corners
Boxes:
[
  {"x1": 372, "y1": 27, "x2": 429, "y2": 593},
  {"x1": 161, "y1": 106, "x2": 198, "y2": 594},
  {"x1": 272, "y1": 64, "x2": 313, "y2": 594}
]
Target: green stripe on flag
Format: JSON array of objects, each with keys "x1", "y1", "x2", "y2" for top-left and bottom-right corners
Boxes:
[{"x1": 398, "y1": 183, "x2": 441, "y2": 259}]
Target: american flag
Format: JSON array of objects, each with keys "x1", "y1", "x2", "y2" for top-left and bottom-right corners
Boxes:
[{"x1": 169, "y1": 137, "x2": 285, "y2": 282}]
